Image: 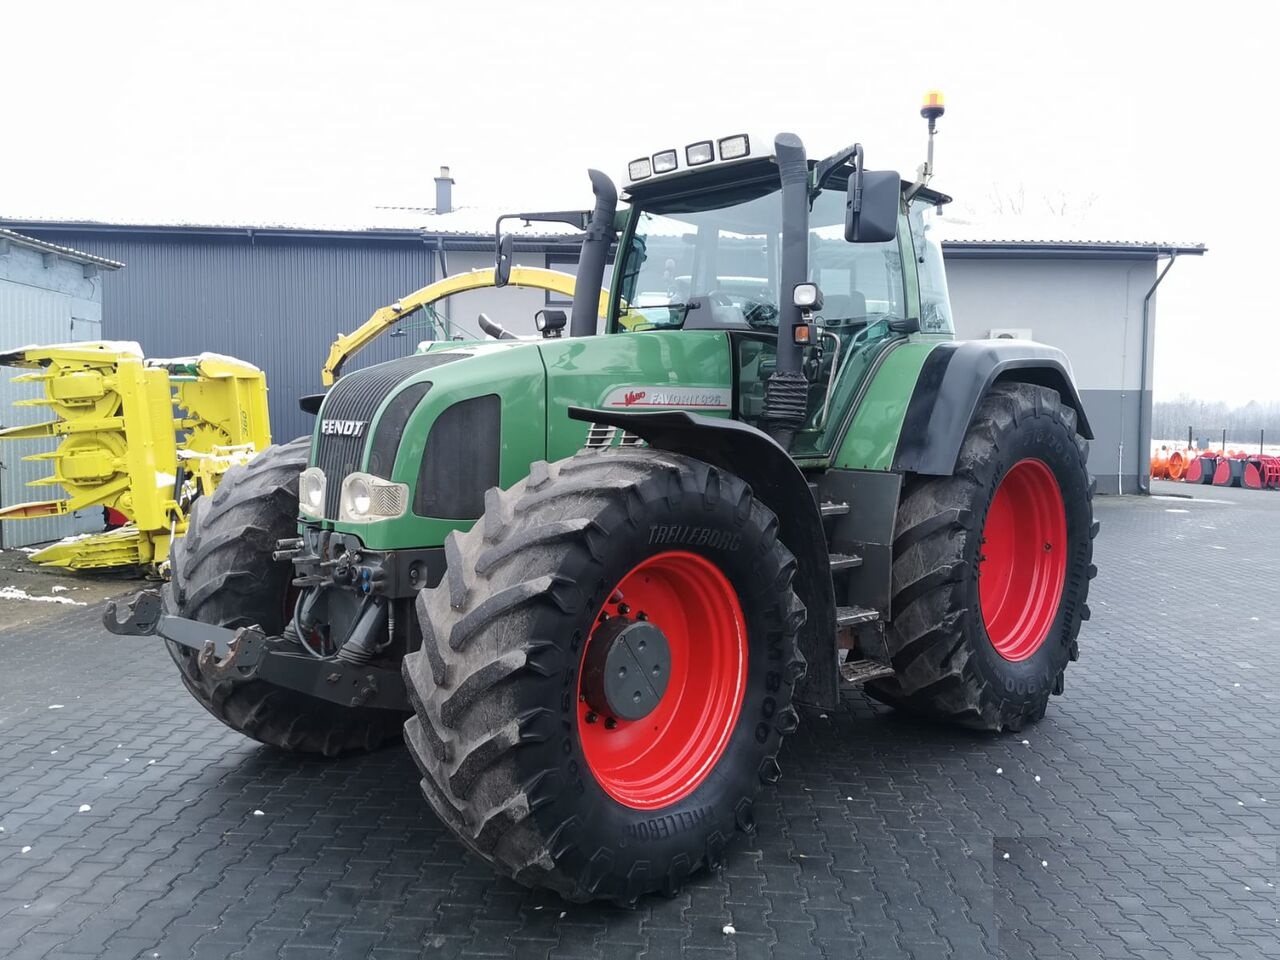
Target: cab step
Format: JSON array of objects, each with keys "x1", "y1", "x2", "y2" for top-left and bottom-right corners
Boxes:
[
  {"x1": 820, "y1": 500, "x2": 850, "y2": 518},
  {"x1": 840, "y1": 658, "x2": 896, "y2": 685},
  {"x1": 828, "y1": 553, "x2": 863, "y2": 572},
  {"x1": 835, "y1": 605, "x2": 879, "y2": 627}
]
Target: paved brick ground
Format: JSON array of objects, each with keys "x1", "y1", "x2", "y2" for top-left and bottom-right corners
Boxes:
[{"x1": 1, "y1": 481, "x2": 1277, "y2": 959}]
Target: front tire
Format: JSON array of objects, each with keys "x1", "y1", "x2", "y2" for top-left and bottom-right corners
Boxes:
[
  {"x1": 867, "y1": 382, "x2": 1097, "y2": 731},
  {"x1": 164, "y1": 438, "x2": 406, "y2": 757},
  {"x1": 402, "y1": 449, "x2": 806, "y2": 903}
]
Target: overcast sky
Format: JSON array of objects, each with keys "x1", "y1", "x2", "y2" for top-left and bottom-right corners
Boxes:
[{"x1": 4, "y1": 0, "x2": 1274, "y2": 404}]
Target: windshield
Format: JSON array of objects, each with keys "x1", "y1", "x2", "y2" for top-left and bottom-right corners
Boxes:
[{"x1": 614, "y1": 185, "x2": 905, "y2": 332}]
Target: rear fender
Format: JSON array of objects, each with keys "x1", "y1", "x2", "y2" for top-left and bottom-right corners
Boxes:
[
  {"x1": 892, "y1": 340, "x2": 1094, "y2": 476},
  {"x1": 568, "y1": 407, "x2": 840, "y2": 710}
]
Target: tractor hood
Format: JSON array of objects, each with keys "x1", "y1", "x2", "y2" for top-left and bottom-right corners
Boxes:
[{"x1": 307, "y1": 330, "x2": 735, "y2": 550}]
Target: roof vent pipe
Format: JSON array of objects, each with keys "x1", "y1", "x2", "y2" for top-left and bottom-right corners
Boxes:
[{"x1": 434, "y1": 166, "x2": 454, "y2": 214}]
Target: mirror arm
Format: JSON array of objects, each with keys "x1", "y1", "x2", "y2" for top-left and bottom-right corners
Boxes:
[{"x1": 812, "y1": 143, "x2": 862, "y2": 196}]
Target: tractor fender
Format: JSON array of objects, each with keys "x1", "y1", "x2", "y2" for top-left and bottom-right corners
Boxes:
[
  {"x1": 892, "y1": 340, "x2": 1094, "y2": 477},
  {"x1": 568, "y1": 407, "x2": 840, "y2": 711}
]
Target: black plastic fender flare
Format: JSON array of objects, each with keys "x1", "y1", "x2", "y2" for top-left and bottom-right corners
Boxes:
[
  {"x1": 892, "y1": 340, "x2": 1094, "y2": 477},
  {"x1": 568, "y1": 407, "x2": 841, "y2": 710}
]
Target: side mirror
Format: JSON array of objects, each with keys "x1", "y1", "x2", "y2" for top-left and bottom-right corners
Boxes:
[
  {"x1": 845, "y1": 170, "x2": 900, "y2": 244},
  {"x1": 535, "y1": 308, "x2": 567, "y2": 339},
  {"x1": 495, "y1": 234, "x2": 514, "y2": 287}
]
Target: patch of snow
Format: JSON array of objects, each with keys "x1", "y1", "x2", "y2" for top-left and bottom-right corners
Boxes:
[
  {"x1": 996, "y1": 767, "x2": 1003, "y2": 774},
  {"x1": 1034, "y1": 776, "x2": 1042, "y2": 783},
  {"x1": 1164, "y1": 508, "x2": 1189, "y2": 514},
  {"x1": 1, "y1": 586, "x2": 85, "y2": 606},
  {"x1": 78, "y1": 804, "x2": 91, "y2": 813},
  {"x1": 50, "y1": 585, "x2": 68, "y2": 593},
  {"x1": 1002, "y1": 853, "x2": 1010, "y2": 860},
  {"x1": 1041, "y1": 860, "x2": 1048, "y2": 868},
  {"x1": 21, "y1": 846, "x2": 31, "y2": 853},
  {"x1": 722, "y1": 924, "x2": 736, "y2": 935},
  {"x1": 1, "y1": 340, "x2": 143, "y2": 358},
  {"x1": 252, "y1": 809, "x2": 264, "y2": 816},
  {"x1": 558, "y1": 911, "x2": 567, "y2": 920},
  {"x1": 18, "y1": 547, "x2": 39, "y2": 555},
  {"x1": 48, "y1": 704, "x2": 65, "y2": 710},
  {"x1": 150, "y1": 352, "x2": 262, "y2": 373}
]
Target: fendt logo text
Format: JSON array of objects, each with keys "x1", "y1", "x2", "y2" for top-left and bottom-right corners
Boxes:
[{"x1": 321, "y1": 419, "x2": 367, "y2": 437}]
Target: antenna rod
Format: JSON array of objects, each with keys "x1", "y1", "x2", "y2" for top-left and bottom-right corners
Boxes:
[{"x1": 906, "y1": 91, "x2": 946, "y2": 200}]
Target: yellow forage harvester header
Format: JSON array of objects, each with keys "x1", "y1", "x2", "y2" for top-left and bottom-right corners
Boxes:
[{"x1": 0, "y1": 341, "x2": 270, "y2": 570}]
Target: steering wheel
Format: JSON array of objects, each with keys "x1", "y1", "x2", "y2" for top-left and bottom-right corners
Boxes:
[{"x1": 741, "y1": 300, "x2": 779, "y2": 327}]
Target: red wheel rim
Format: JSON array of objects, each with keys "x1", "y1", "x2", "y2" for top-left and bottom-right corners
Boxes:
[
  {"x1": 978, "y1": 458, "x2": 1068, "y2": 662},
  {"x1": 577, "y1": 550, "x2": 747, "y2": 810}
]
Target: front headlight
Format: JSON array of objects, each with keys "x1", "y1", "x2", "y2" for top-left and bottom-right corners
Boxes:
[
  {"x1": 339, "y1": 472, "x2": 409, "y2": 523},
  {"x1": 299, "y1": 467, "x2": 326, "y2": 518}
]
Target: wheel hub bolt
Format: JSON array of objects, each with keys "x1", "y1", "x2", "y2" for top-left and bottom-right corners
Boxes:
[
  {"x1": 585, "y1": 711, "x2": 598, "y2": 724},
  {"x1": 604, "y1": 717, "x2": 617, "y2": 730}
]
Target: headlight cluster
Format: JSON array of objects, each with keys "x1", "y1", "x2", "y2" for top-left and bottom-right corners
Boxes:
[
  {"x1": 298, "y1": 467, "x2": 326, "y2": 518},
  {"x1": 627, "y1": 135, "x2": 750, "y2": 182},
  {"x1": 339, "y1": 472, "x2": 409, "y2": 523},
  {"x1": 298, "y1": 468, "x2": 408, "y2": 523}
]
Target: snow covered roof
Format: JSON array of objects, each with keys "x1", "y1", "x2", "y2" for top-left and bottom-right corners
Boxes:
[
  {"x1": 0, "y1": 227, "x2": 124, "y2": 268},
  {"x1": 0, "y1": 203, "x2": 581, "y2": 239},
  {"x1": 931, "y1": 211, "x2": 1205, "y2": 258},
  {"x1": 2, "y1": 202, "x2": 1206, "y2": 259}
]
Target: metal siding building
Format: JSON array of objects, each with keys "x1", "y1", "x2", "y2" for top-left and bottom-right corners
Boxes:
[
  {"x1": 943, "y1": 241, "x2": 1203, "y2": 495},
  {"x1": 1, "y1": 216, "x2": 1203, "y2": 498},
  {"x1": 0, "y1": 230, "x2": 122, "y2": 548}
]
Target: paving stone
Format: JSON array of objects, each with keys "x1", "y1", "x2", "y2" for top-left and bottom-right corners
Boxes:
[{"x1": 1, "y1": 484, "x2": 1277, "y2": 958}]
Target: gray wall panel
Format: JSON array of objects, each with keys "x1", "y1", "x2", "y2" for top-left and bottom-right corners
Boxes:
[
  {"x1": 945, "y1": 256, "x2": 1158, "y2": 494},
  {"x1": 0, "y1": 246, "x2": 105, "y2": 548}
]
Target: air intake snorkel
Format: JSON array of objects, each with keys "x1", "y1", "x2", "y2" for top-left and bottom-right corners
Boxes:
[
  {"x1": 762, "y1": 133, "x2": 811, "y2": 451},
  {"x1": 569, "y1": 169, "x2": 619, "y2": 338}
]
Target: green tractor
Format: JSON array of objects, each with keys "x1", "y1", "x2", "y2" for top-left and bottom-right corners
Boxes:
[{"x1": 107, "y1": 98, "x2": 1096, "y2": 903}]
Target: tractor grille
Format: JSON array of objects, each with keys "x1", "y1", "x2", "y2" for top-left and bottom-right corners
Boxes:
[{"x1": 314, "y1": 353, "x2": 463, "y2": 518}]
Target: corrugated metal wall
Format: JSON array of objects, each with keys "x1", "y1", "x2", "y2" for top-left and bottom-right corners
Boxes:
[
  {"x1": 0, "y1": 245, "x2": 105, "y2": 548},
  {"x1": 24, "y1": 232, "x2": 440, "y2": 443}
]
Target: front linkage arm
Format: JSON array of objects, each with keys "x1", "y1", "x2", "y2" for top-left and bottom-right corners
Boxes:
[{"x1": 103, "y1": 590, "x2": 409, "y2": 712}]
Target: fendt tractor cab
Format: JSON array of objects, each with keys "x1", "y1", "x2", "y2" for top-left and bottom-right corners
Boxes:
[{"x1": 110, "y1": 95, "x2": 1097, "y2": 904}]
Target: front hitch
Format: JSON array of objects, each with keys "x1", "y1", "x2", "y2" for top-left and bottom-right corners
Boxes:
[
  {"x1": 103, "y1": 590, "x2": 163, "y2": 636},
  {"x1": 102, "y1": 588, "x2": 409, "y2": 711}
]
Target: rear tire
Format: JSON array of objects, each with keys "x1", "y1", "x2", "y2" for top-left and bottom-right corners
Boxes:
[
  {"x1": 402, "y1": 449, "x2": 806, "y2": 903},
  {"x1": 867, "y1": 382, "x2": 1097, "y2": 732},
  {"x1": 164, "y1": 437, "x2": 406, "y2": 757}
]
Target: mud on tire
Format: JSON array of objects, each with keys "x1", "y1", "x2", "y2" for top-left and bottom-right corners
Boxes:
[
  {"x1": 164, "y1": 437, "x2": 406, "y2": 757},
  {"x1": 402, "y1": 448, "x2": 806, "y2": 903},
  {"x1": 867, "y1": 382, "x2": 1098, "y2": 732}
]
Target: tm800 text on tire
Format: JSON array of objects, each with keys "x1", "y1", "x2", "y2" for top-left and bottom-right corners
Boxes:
[{"x1": 403, "y1": 448, "x2": 806, "y2": 903}]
